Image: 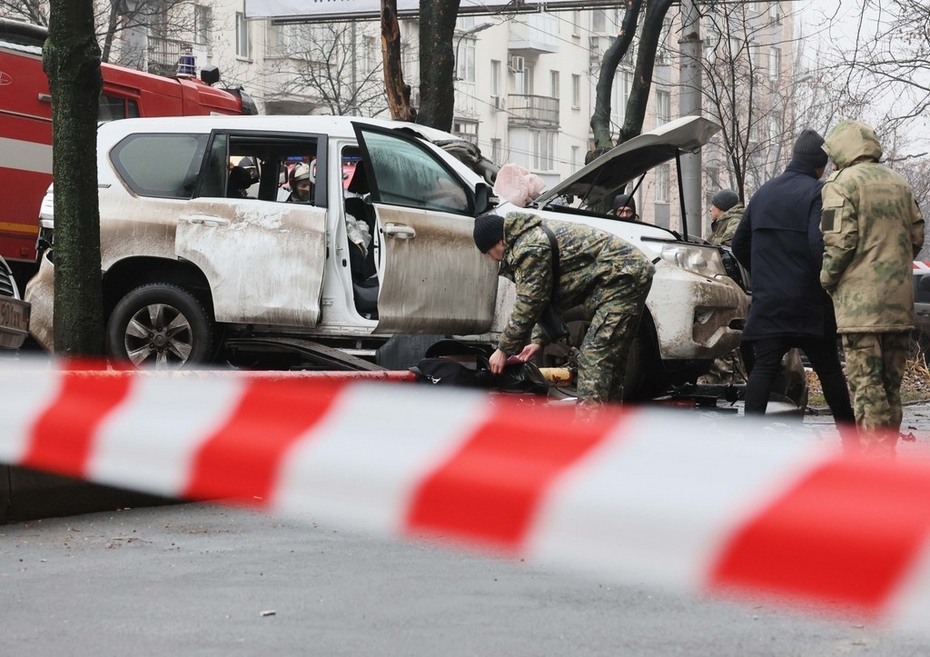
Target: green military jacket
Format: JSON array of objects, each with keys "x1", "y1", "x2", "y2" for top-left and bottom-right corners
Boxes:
[
  {"x1": 820, "y1": 120, "x2": 925, "y2": 332},
  {"x1": 708, "y1": 203, "x2": 745, "y2": 246},
  {"x1": 497, "y1": 211, "x2": 652, "y2": 354}
]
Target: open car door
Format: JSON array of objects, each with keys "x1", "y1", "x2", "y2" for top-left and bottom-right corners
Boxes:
[
  {"x1": 353, "y1": 123, "x2": 498, "y2": 335},
  {"x1": 176, "y1": 130, "x2": 327, "y2": 327}
]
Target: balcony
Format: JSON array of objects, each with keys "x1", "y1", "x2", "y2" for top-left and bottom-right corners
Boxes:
[
  {"x1": 507, "y1": 94, "x2": 559, "y2": 128},
  {"x1": 508, "y1": 14, "x2": 558, "y2": 56}
]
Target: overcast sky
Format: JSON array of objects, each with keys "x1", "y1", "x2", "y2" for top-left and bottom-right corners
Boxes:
[{"x1": 795, "y1": 0, "x2": 928, "y2": 152}]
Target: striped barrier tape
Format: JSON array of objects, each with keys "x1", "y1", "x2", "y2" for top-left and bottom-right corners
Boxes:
[
  {"x1": 2, "y1": 361, "x2": 930, "y2": 632},
  {"x1": 913, "y1": 261, "x2": 930, "y2": 273}
]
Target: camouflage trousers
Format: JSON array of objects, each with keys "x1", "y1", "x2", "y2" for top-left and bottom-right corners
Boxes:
[
  {"x1": 575, "y1": 267, "x2": 654, "y2": 407},
  {"x1": 842, "y1": 331, "x2": 910, "y2": 455}
]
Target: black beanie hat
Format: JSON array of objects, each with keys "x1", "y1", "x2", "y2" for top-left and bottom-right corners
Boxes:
[
  {"x1": 792, "y1": 129, "x2": 828, "y2": 169},
  {"x1": 612, "y1": 193, "x2": 636, "y2": 213},
  {"x1": 711, "y1": 189, "x2": 739, "y2": 212},
  {"x1": 473, "y1": 213, "x2": 505, "y2": 253}
]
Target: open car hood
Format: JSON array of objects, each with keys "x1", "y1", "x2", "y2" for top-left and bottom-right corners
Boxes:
[{"x1": 535, "y1": 115, "x2": 721, "y2": 208}]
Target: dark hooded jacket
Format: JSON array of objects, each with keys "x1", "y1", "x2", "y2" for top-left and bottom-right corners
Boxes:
[{"x1": 731, "y1": 160, "x2": 836, "y2": 340}]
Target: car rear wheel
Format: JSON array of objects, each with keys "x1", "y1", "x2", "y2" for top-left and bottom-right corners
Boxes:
[{"x1": 107, "y1": 283, "x2": 213, "y2": 369}]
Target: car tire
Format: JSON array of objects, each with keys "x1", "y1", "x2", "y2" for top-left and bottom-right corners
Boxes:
[{"x1": 107, "y1": 283, "x2": 213, "y2": 369}]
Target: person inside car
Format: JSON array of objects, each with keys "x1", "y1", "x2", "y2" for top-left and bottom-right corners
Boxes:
[
  {"x1": 611, "y1": 193, "x2": 638, "y2": 220},
  {"x1": 287, "y1": 162, "x2": 314, "y2": 203}
]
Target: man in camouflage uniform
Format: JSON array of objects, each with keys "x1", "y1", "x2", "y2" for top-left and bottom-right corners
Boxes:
[
  {"x1": 702, "y1": 189, "x2": 747, "y2": 384},
  {"x1": 473, "y1": 211, "x2": 654, "y2": 406},
  {"x1": 707, "y1": 189, "x2": 744, "y2": 247},
  {"x1": 820, "y1": 120, "x2": 925, "y2": 455}
]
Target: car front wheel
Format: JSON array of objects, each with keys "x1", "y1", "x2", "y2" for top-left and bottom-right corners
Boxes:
[{"x1": 107, "y1": 283, "x2": 213, "y2": 369}]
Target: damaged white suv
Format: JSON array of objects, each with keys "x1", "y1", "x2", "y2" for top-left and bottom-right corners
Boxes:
[{"x1": 27, "y1": 114, "x2": 748, "y2": 397}]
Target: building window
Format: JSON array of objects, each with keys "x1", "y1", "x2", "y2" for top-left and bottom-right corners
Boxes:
[
  {"x1": 235, "y1": 12, "x2": 250, "y2": 59},
  {"x1": 656, "y1": 89, "x2": 671, "y2": 125},
  {"x1": 704, "y1": 33, "x2": 717, "y2": 64},
  {"x1": 533, "y1": 130, "x2": 557, "y2": 172},
  {"x1": 491, "y1": 138, "x2": 502, "y2": 164},
  {"x1": 515, "y1": 64, "x2": 534, "y2": 95},
  {"x1": 592, "y1": 9, "x2": 607, "y2": 34},
  {"x1": 572, "y1": 10, "x2": 581, "y2": 36},
  {"x1": 193, "y1": 5, "x2": 211, "y2": 45},
  {"x1": 571, "y1": 74, "x2": 581, "y2": 108},
  {"x1": 769, "y1": 46, "x2": 781, "y2": 80},
  {"x1": 770, "y1": 2, "x2": 783, "y2": 24},
  {"x1": 364, "y1": 35, "x2": 378, "y2": 71},
  {"x1": 456, "y1": 39, "x2": 476, "y2": 83},
  {"x1": 613, "y1": 69, "x2": 631, "y2": 127},
  {"x1": 655, "y1": 163, "x2": 670, "y2": 203},
  {"x1": 571, "y1": 145, "x2": 579, "y2": 170},
  {"x1": 491, "y1": 60, "x2": 501, "y2": 96},
  {"x1": 550, "y1": 70, "x2": 559, "y2": 99},
  {"x1": 453, "y1": 120, "x2": 479, "y2": 145}
]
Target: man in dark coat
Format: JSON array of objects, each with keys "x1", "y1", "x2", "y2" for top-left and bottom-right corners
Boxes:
[{"x1": 731, "y1": 129, "x2": 856, "y2": 444}]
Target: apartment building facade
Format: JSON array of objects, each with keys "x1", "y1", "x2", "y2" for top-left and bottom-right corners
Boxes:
[{"x1": 5, "y1": 2, "x2": 796, "y2": 238}]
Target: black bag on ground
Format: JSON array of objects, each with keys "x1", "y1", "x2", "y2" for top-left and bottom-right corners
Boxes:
[{"x1": 409, "y1": 340, "x2": 493, "y2": 387}]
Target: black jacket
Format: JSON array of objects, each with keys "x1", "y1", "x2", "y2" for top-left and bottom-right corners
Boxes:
[{"x1": 731, "y1": 160, "x2": 837, "y2": 341}]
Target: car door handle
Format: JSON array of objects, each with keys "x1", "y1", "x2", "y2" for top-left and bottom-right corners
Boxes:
[
  {"x1": 186, "y1": 215, "x2": 230, "y2": 227},
  {"x1": 383, "y1": 223, "x2": 416, "y2": 239}
]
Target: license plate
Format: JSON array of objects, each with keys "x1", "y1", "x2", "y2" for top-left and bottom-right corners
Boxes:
[{"x1": 0, "y1": 296, "x2": 30, "y2": 344}]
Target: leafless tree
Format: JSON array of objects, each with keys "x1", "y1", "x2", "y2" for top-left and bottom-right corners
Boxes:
[
  {"x1": 833, "y1": 0, "x2": 930, "y2": 131},
  {"x1": 590, "y1": 0, "x2": 672, "y2": 159},
  {"x1": 696, "y1": 3, "x2": 867, "y2": 203},
  {"x1": 265, "y1": 21, "x2": 388, "y2": 117},
  {"x1": 0, "y1": 0, "x2": 48, "y2": 26},
  {"x1": 1, "y1": 0, "x2": 200, "y2": 69}
]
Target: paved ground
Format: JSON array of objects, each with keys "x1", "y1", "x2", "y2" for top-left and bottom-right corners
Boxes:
[{"x1": 3, "y1": 503, "x2": 930, "y2": 657}]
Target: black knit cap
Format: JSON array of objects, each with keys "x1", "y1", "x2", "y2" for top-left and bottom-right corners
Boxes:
[
  {"x1": 792, "y1": 129, "x2": 828, "y2": 169},
  {"x1": 711, "y1": 189, "x2": 739, "y2": 212},
  {"x1": 612, "y1": 193, "x2": 636, "y2": 213},
  {"x1": 473, "y1": 213, "x2": 505, "y2": 253}
]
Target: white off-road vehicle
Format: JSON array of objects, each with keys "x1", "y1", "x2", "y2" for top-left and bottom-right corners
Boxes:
[{"x1": 27, "y1": 114, "x2": 749, "y2": 398}]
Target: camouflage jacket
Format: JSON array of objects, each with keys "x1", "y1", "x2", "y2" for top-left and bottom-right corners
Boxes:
[
  {"x1": 708, "y1": 203, "x2": 745, "y2": 246},
  {"x1": 820, "y1": 120, "x2": 925, "y2": 332},
  {"x1": 497, "y1": 211, "x2": 652, "y2": 354}
]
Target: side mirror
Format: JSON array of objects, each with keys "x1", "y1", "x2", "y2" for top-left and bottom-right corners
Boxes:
[{"x1": 474, "y1": 182, "x2": 492, "y2": 216}]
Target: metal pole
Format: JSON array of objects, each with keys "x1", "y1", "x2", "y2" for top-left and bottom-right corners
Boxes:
[{"x1": 678, "y1": 0, "x2": 704, "y2": 239}]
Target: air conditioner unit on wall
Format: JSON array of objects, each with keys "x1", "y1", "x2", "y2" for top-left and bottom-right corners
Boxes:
[
  {"x1": 490, "y1": 95, "x2": 505, "y2": 111},
  {"x1": 509, "y1": 55, "x2": 525, "y2": 73}
]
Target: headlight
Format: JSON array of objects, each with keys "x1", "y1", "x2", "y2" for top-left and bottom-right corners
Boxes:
[{"x1": 658, "y1": 243, "x2": 727, "y2": 278}]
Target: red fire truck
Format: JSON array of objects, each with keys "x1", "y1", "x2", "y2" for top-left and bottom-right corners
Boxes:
[{"x1": 0, "y1": 19, "x2": 257, "y2": 287}]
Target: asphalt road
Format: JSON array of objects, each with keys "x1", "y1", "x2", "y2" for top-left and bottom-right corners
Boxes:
[
  {"x1": 2, "y1": 501, "x2": 930, "y2": 656},
  {"x1": 4, "y1": 404, "x2": 930, "y2": 656}
]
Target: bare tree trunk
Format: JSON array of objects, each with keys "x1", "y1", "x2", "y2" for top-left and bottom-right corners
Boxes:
[
  {"x1": 381, "y1": 0, "x2": 415, "y2": 121},
  {"x1": 43, "y1": 0, "x2": 105, "y2": 357},
  {"x1": 619, "y1": 0, "x2": 673, "y2": 144},
  {"x1": 417, "y1": 0, "x2": 460, "y2": 131},
  {"x1": 590, "y1": 0, "x2": 643, "y2": 158}
]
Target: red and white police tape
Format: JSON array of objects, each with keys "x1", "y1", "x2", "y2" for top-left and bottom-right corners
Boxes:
[{"x1": 3, "y1": 361, "x2": 930, "y2": 631}]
